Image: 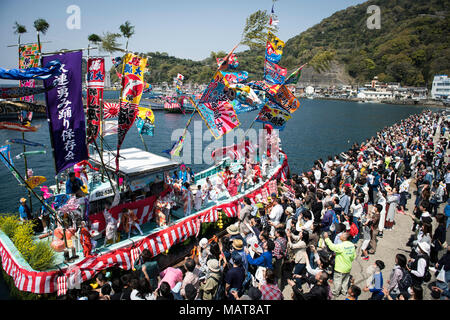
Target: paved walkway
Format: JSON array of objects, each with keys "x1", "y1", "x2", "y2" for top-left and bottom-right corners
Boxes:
[{"x1": 282, "y1": 113, "x2": 448, "y2": 300}]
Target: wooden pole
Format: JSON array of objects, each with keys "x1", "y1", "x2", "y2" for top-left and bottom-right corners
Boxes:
[{"x1": 92, "y1": 138, "x2": 116, "y2": 196}]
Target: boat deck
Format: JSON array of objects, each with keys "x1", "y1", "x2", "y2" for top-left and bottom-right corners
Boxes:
[{"x1": 31, "y1": 156, "x2": 282, "y2": 270}]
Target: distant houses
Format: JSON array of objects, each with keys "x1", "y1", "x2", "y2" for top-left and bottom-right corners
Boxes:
[{"x1": 431, "y1": 75, "x2": 450, "y2": 100}]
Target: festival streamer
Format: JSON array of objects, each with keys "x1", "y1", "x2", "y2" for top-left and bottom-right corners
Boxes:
[
  {"x1": 199, "y1": 71, "x2": 231, "y2": 104},
  {"x1": 270, "y1": 84, "x2": 300, "y2": 113},
  {"x1": 116, "y1": 53, "x2": 148, "y2": 172},
  {"x1": 86, "y1": 57, "x2": 105, "y2": 145},
  {"x1": 25, "y1": 176, "x2": 47, "y2": 189},
  {"x1": 135, "y1": 106, "x2": 155, "y2": 136},
  {"x1": 0, "y1": 60, "x2": 62, "y2": 80},
  {"x1": 0, "y1": 122, "x2": 39, "y2": 132},
  {"x1": 284, "y1": 63, "x2": 307, "y2": 85},
  {"x1": 15, "y1": 150, "x2": 46, "y2": 159},
  {"x1": 255, "y1": 102, "x2": 292, "y2": 130},
  {"x1": 195, "y1": 100, "x2": 240, "y2": 139},
  {"x1": 5, "y1": 139, "x2": 46, "y2": 148},
  {"x1": 19, "y1": 43, "x2": 41, "y2": 103},
  {"x1": 265, "y1": 31, "x2": 285, "y2": 64},
  {"x1": 0, "y1": 145, "x2": 21, "y2": 183},
  {"x1": 216, "y1": 53, "x2": 239, "y2": 70},
  {"x1": 264, "y1": 60, "x2": 287, "y2": 85},
  {"x1": 42, "y1": 51, "x2": 88, "y2": 174},
  {"x1": 221, "y1": 71, "x2": 248, "y2": 84}
]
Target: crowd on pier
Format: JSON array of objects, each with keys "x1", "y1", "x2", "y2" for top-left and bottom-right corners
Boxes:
[{"x1": 57, "y1": 110, "x2": 450, "y2": 300}]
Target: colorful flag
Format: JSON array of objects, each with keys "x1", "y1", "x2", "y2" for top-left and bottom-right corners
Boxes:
[
  {"x1": 231, "y1": 100, "x2": 262, "y2": 114},
  {"x1": 135, "y1": 106, "x2": 155, "y2": 136},
  {"x1": 5, "y1": 139, "x2": 46, "y2": 147},
  {"x1": 271, "y1": 85, "x2": 300, "y2": 113},
  {"x1": 0, "y1": 60, "x2": 62, "y2": 80},
  {"x1": 177, "y1": 73, "x2": 184, "y2": 81},
  {"x1": 0, "y1": 122, "x2": 39, "y2": 132},
  {"x1": 217, "y1": 44, "x2": 239, "y2": 71},
  {"x1": 248, "y1": 80, "x2": 281, "y2": 96},
  {"x1": 103, "y1": 102, "x2": 120, "y2": 119},
  {"x1": 199, "y1": 71, "x2": 231, "y2": 104},
  {"x1": 230, "y1": 84, "x2": 265, "y2": 113},
  {"x1": 255, "y1": 102, "x2": 292, "y2": 131},
  {"x1": 19, "y1": 43, "x2": 41, "y2": 103},
  {"x1": 265, "y1": 32, "x2": 285, "y2": 64},
  {"x1": 86, "y1": 58, "x2": 105, "y2": 145},
  {"x1": 264, "y1": 60, "x2": 287, "y2": 84},
  {"x1": 0, "y1": 145, "x2": 21, "y2": 184},
  {"x1": 25, "y1": 176, "x2": 47, "y2": 189},
  {"x1": 216, "y1": 53, "x2": 239, "y2": 70},
  {"x1": 196, "y1": 100, "x2": 240, "y2": 139},
  {"x1": 42, "y1": 51, "x2": 89, "y2": 174},
  {"x1": 284, "y1": 64, "x2": 307, "y2": 85},
  {"x1": 117, "y1": 53, "x2": 148, "y2": 171},
  {"x1": 221, "y1": 71, "x2": 248, "y2": 84}
]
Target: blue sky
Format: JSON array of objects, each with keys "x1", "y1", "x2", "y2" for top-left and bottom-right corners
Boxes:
[{"x1": 0, "y1": 0, "x2": 366, "y2": 83}]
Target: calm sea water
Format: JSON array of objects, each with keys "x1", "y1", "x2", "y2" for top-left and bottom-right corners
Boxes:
[{"x1": 0, "y1": 98, "x2": 439, "y2": 299}]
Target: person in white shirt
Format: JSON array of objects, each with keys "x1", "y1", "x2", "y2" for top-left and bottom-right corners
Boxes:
[
  {"x1": 268, "y1": 198, "x2": 284, "y2": 237},
  {"x1": 296, "y1": 210, "x2": 314, "y2": 234},
  {"x1": 194, "y1": 186, "x2": 203, "y2": 211},
  {"x1": 103, "y1": 189, "x2": 121, "y2": 247},
  {"x1": 313, "y1": 166, "x2": 321, "y2": 185},
  {"x1": 376, "y1": 189, "x2": 387, "y2": 237}
]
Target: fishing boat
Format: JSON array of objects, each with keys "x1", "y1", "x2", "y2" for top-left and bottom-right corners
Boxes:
[
  {"x1": 0, "y1": 139, "x2": 289, "y2": 295},
  {"x1": 163, "y1": 96, "x2": 195, "y2": 114}
]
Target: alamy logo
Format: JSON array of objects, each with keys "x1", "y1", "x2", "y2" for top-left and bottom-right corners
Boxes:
[
  {"x1": 66, "y1": 5, "x2": 81, "y2": 30},
  {"x1": 367, "y1": 5, "x2": 381, "y2": 30}
]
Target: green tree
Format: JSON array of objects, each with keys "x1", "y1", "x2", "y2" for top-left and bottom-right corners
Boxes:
[
  {"x1": 101, "y1": 32, "x2": 122, "y2": 54},
  {"x1": 33, "y1": 18, "x2": 49, "y2": 52},
  {"x1": 119, "y1": 21, "x2": 135, "y2": 51},
  {"x1": 240, "y1": 10, "x2": 278, "y2": 50},
  {"x1": 13, "y1": 22, "x2": 27, "y2": 45}
]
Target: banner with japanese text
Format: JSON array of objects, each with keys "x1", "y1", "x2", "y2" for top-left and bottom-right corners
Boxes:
[
  {"x1": 255, "y1": 102, "x2": 291, "y2": 131},
  {"x1": 117, "y1": 53, "x2": 148, "y2": 171},
  {"x1": 264, "y1": 60, "x2": 287, "y2": 85},
  {"x1": 196, "y1": 100, "x2": 240, "y2": 139},
  {"x1": 86, "y1": 57, "x2": 105, "y2": 145},
  {"x1": 265, "y1": 32, "x2": 284, "y2": 64},
  {"x1": 42, "y1": 51, "x2": 88, "y2": 174},
  {"x1": 271, "y1": 84, "x2": 300, "y2": 113}
]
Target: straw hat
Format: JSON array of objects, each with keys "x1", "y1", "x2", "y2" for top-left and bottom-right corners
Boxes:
[
  {"x1": 226, "y1": 224, "x2": 239, "y2": 235},
  {"x1": 232, "y1": 239, "x2": 244, "y2": 251},
  {"x1": 418, "y1": 242, "x2": 430, "y2": 256},
  {"x1": 207, "y1": 259, "x2": 220, "y2": 273},
  {"x1": 19, "y1": 198, "x2": 26, "y2": 203},
  {"x1": 285, "y1": 207, "x2": 294, "y2": 214}
]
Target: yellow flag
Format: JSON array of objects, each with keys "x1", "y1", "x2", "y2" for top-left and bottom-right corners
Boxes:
[
  {"x1": 26, "y1": 176, "x2": 47, "y2": 189},
  {"x1": 137, "y1": 106, "x2": 155, "y2": 124}
]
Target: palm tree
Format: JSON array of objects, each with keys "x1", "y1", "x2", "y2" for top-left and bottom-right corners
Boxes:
[
  {"x1": 100, "y1": 32, "x2": 122, "y2": 54},
  {"x1": 88, "y1": 33, "x2": 102, "y2": 54},
  {"x1": 13, "y1": 22, "x2": 27, "y2": 45},
  {"x1": 119, "y1": 21, "x2": 135, "y2": 51},
  {"x1": 33, "y1": 18, "x2": 49, "y2": 52}
]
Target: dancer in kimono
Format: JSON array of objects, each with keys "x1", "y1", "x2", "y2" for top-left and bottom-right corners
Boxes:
[
  {"x1": 182, "y1": 182, "x2": 193, "y2": 217},
  {"x1": 385, "y1": 187, "x2": 400, "y2": 230},
  {"x1": 120, "y1": 208, "x2": 144, "y2": 238}
]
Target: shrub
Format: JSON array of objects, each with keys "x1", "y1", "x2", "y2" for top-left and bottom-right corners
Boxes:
[
  {"x1": 0, "y1": 215, "x2": 21, "y2": 238},
  {"x1": 28, "y1": 241, "x2": 55, "y2": 271},
  {"x1": 12, "y1": 221, "x2": 35, "y2": 261}
]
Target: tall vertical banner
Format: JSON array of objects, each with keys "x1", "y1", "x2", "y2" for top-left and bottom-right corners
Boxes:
[
  {"x1": 19, "y1": 43, "x2": 41, "y2": 103},
  {"x1": 42, "y1": 51, "x2": 88, "y2": 174},
  {"x1": 86, "y1": 57, "x2": 105, "y2": 145},
  {"x1": 116, "y1": 53, "x2": 148, "y2": 171}
]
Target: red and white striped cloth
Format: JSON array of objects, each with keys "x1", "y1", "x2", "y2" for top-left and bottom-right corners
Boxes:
[
  {"x1": 57, "y1": 275, "x2": 68, "y2": 296},
  {"x1": 0, "y1": 152, "x2": 289, "y2": 295},
  {"x1": 164, "y1": 101, "x2": 181, "y2": 110}
]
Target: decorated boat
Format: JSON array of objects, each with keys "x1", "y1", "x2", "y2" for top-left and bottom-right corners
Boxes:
[{"x1": 0, "y1": 144, "x2": 289, "y2": 295}]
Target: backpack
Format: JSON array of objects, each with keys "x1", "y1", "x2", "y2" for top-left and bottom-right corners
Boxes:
[
  {"x1": 398, "y1": 268, "x2": 412, "y2": 292},
  {"x1": 213, "y1": 274, "x2": 225, "y2": 300}
]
